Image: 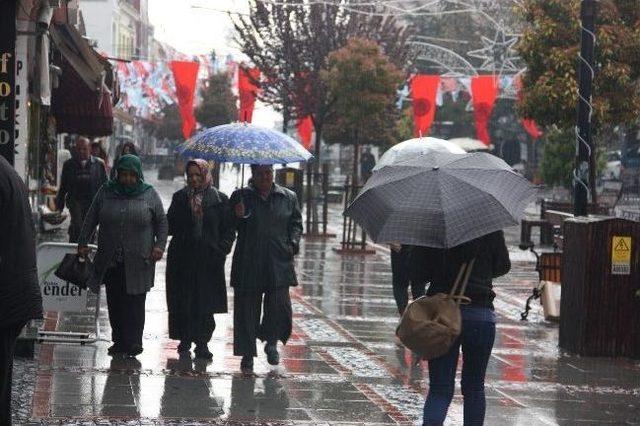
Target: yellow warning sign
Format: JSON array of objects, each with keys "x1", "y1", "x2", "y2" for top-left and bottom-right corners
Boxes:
[{"x1": 611, "y1": 236, "x2": 632, "y2": 275}]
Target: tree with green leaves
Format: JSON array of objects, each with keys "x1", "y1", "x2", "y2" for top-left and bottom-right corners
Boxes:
[
  {"x1": 517, "y1": 0, "x2": 640, "y2": 194},
  {"x1": 146, "y1": 103, "x2": 183, "y2": 142},
  {"x1": 195, "y1": 71, "x2": 237, "y2": 128},
  {"x1": 232, "y1": 0, "x2": 411, "y2": 168},
  {"x1": 321, "y1": 38, "x2": 404, "y2": 180}
]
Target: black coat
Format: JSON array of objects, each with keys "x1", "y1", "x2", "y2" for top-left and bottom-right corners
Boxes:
[
  {"x1": 166, "y1": 187, "x2": 235, "y2": 338},
  {"x1": 230, "y1": 184, "x2": 303, "y2": 291},
  {"x1": 55, "y1": 156, "x2": 107, "y2": 210},
  {"x1": 408, "y1": 231, "x2": 511, "y2": 309},
  {"x1": 0, "y1": 156, "x2": 43, "y2": 327}
]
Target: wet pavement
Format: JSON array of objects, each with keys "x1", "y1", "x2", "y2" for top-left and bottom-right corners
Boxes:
[{"x1": 14, "y1": 168, "x2": 640, "y2": 425}]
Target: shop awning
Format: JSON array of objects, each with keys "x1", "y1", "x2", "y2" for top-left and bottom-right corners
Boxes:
[{"x1": 50, "y1": 23, "x2": 115, "y2": 136}]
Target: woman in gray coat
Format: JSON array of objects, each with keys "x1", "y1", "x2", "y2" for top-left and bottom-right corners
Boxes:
[{"x1": 78, "y1": 155, "x2": 168, "y2": 357}]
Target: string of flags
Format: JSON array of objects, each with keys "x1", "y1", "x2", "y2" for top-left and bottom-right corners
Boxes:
[{"x1": 407, "y1": 74, "x2": 542, "y2": 144}]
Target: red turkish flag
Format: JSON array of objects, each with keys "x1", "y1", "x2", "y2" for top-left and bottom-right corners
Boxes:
[
  {"x1": 471, "y1": 75, "x2": 499, "y2": 145},
  {"x1": 297, "y1": 116, "x2": 313, "y2": 150},
  {"x1": 515, "y1": 75, "x2": 543, "y2": 140},
  {"x1": 411, "y1": 75, "x2": 440, "y2": 137},
  {"x1": 170, "y1": 61, "x2": 199, "y2": 139},
  {"x1": 238, "y1": 67, "x2": 260, "y2": 122}
]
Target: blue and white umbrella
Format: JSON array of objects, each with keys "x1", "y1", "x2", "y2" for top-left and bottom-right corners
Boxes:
[{"x1": 177, "y1": 122, "x2": 313, "y2": 165}]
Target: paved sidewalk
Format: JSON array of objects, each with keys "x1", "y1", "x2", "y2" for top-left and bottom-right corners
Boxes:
[{"x1": 13, "y1": 169, "x2": 640, "y2": 425}]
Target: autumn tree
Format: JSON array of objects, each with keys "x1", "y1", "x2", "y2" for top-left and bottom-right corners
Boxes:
[
  {"x1": 146, "y1": 104, "x2": 183, "y2": 142},
  {"x1": 233, "y1": 0, "x2": 412, "y2": 168},
  {"x1": 195, "y1": 71, "x2": 237, "y2": 128},
  {"x1": 517, "y1": 0, "x2": 640, "y2": 194},
  {"x1": 321, "y1": 38, "x2": 404, "y2": 179}
]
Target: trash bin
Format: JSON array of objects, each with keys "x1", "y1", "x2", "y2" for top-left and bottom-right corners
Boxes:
[
  {"x1": 275, "y1": 167, "x2": 303, "y2": 207},
  {"x1": 559, "y1": 217, "x2": 640, "y2": 358}
]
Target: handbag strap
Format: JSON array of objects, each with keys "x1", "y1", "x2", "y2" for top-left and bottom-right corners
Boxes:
[
  {"x1": 447, "y1": 258, "x2": 476, "y2": 306},
  {"x1": 448, "y1": 263, "x2": 467, "y2": 298}
]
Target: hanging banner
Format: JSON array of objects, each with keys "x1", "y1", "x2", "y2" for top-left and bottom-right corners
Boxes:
[
  {"x1": 170, "y1": 61, "x2": 199, "y2": 139},
  {"x1": 297, "y1": 116, "x2": 313, "y2": 150},
  {"x1": 411, "y1": 75, "x2": 440, "y2": 137},
  {"x1": 515, "y1": 75, "x2": 543, "y2": 140},
  {"x1": 471, "y1": 75, "x2": 499, "y2": 145},
  {"x1": 522, "y1": 119, "x2": 543, "y2": 139},
  {"x1": 0, "y1": 0, "x2": 16, "y2": 165},
  {"x1": 238, "y1": 66, "x2": 260, "y2": 122}
]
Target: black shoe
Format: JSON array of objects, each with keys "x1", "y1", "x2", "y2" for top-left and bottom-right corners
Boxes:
[
  {"x1": 107, "y1": 344, "x2": 124, "y2": 356},
  {"x1": 177, "y1": 341, "x2": 191, "y2": 354},
  {"x1": 264, "y1": 343, "x2": 280, "y2": 366},
  {"x1": 127, "y1": 345, "x2": 143, "y2": 358},
  {"x1": 240, "y1": 356, "x2": 254, "y2": 373},
  {"x1": 194, "y1": 345, "x2": 213, "y2": 360}
]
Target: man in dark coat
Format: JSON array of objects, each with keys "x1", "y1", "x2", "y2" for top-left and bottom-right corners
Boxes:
[
  {"x1": 0, "y1": 156, "x2": 44, "y2": 425},
  {"x1": 56, "y1": 136, "x2": 107, "y2": 242},
  {"x1": 230, "y1": 164, "x2": 303, "y2": 373}
]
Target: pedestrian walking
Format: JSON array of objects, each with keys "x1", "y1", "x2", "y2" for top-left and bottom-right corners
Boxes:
[
  {"x1": 166, "y1": 160, "x2": 236, "y2": 359},
  {"x1": 91, "y1": 140, "x2": 110, "y2": 174},
  {"x1": 230, "y1": 164, "x2": 303, "y2": 373},
  {"x1": 360, "y1": 147, "x2": 376, "y2": 183},
  {"x1": 111, "y1": 142, "x2": 139, "y2": 178},
  {"x1": 409, "y1": 231, "x2": 510, "y2": 425},
  {"x1": 56, "y1": 136, "x2": 107, "y2": 242},
  {"x1": 390, "y1": 244, "x2": 424, "y2": 315},
  {"x1": 0, "y1": 156, "x2": 44, "y2": 425},
  {"x1": 77, "y1": 154, "x2": 168, "y2": 357}
]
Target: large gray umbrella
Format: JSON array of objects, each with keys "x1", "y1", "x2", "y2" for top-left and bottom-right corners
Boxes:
[{"x1": 344, "y1": 152, "x2": 536, "y2": 248}]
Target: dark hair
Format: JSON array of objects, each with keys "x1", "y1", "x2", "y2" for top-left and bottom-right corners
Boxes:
[{"x1": 250, "y1": 164, "x2": 273, "y2": 173}]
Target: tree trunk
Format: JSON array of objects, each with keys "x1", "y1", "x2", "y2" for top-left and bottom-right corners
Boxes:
[{"x1": 352, "y1": 131, "x2": 360, "y2": 186}]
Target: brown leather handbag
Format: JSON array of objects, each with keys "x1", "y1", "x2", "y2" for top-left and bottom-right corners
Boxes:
[{"x1": 396, "y1": 259, "x2": 475, "y2": 360}]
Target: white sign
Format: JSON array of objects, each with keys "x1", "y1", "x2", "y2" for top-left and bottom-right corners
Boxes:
[{"x1": 37, "y1": 243, "x2": 89, "y2": 312}]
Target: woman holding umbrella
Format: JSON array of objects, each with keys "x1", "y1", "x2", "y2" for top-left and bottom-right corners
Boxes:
[
  {"x1": 409, "y1": 232, "x2": 510, "y2": 425},
  {"x1": 165, "y1": 160, "x2": 236, "y2": 359},
  {"x1": 344, "y1": 151, "x2": 535, "y2": 425}
]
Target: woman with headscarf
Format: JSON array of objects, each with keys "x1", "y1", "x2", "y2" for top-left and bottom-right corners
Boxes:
[
  {"x1": 78, "y1": 154, "x2": 168, "y2": 357},
  {"x1": 166, "y1": 160, "x2": 235, "y2": 359}
]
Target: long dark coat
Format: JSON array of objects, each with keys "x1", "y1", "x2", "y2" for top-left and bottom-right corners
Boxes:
[
  {"x1": 0, "y1": 156, "x2": 43, "y2": 328},
  {"x1": 166, "y1": 187, "x2": 235, "y2": 340},
  {"x1": 229, "y1": 184, "x2": 303, "y2": 291}
]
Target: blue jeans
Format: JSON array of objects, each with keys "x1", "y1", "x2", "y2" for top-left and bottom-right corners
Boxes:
[{"x1": 423, "y1": 320, "x2": 496, "y2": 426}]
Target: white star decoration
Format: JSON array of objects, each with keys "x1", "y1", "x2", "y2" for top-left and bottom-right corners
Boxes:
[{"x1": 467, "y1": 29, "x2": 520, "y2": 76}]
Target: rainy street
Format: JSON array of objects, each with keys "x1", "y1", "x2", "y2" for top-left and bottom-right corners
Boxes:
[{"x1": 10, "y1": 169, "x2": 640, "y2": 425}]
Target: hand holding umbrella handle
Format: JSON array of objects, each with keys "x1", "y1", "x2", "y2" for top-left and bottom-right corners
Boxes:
[{"x1": 234, "y1": 199, "x2": 251, "y2": 219}]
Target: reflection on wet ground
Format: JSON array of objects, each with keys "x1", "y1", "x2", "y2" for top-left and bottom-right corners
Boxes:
[{"x1": 23, "y1": 170, "x2": 640, "y2": 425}]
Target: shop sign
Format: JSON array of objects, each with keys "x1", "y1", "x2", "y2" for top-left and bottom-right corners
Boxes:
[
  {"x1": 0, "y1": 0, "x2": 16, "y2": 164},
  {"x1": 37, "y1": 244, "x2": 89, "y2": 312},
  {"x1": 611, "y1": 236, "x2": 632, "y2": 276}
]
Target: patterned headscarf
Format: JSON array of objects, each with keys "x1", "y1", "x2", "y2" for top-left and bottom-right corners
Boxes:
[{"x1": 186, "y1": 159, "x2": 212, "y2": 218}]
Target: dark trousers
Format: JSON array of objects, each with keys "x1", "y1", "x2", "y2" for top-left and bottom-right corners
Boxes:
[
  {"x1": 0, "y1": 322, "x2": 26, "y2": 426},
  {"x1": 68, "y1": 198, "x2": 91, "y2": 243},
  {"x1": 423, "y1": 320, "x2": 496, "y2": 426},
  {"x1": 391, "y1": 248, "x2": 425, "y2": 315},
  {"x1": 104, "y1": 264, "x2": 147, "y2": 351},
  {"x1": 233, "y1": 287, "x2": 292, "y2": 357}
]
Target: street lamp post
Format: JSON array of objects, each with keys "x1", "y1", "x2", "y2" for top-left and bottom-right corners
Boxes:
[{"x1": 574, "y1": 0, "x2": 596, "y2": 216}]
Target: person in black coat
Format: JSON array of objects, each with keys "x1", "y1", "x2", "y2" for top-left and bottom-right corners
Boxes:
[
  {"x1": 409, "y1": 231, "x2": 510, "y2": 426},
  {"x1": 230, "y1": 164, "x2": 303, "y2": 373},
  {"x1": 166, "y1": 160, "x2": 235, "y2": 359},
  {"x1": 0, "y1": 156, "x2": 43, "y2": 425},
  {"x1": 56, "y1": 136, "x2": 107, "y2": 242}
]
